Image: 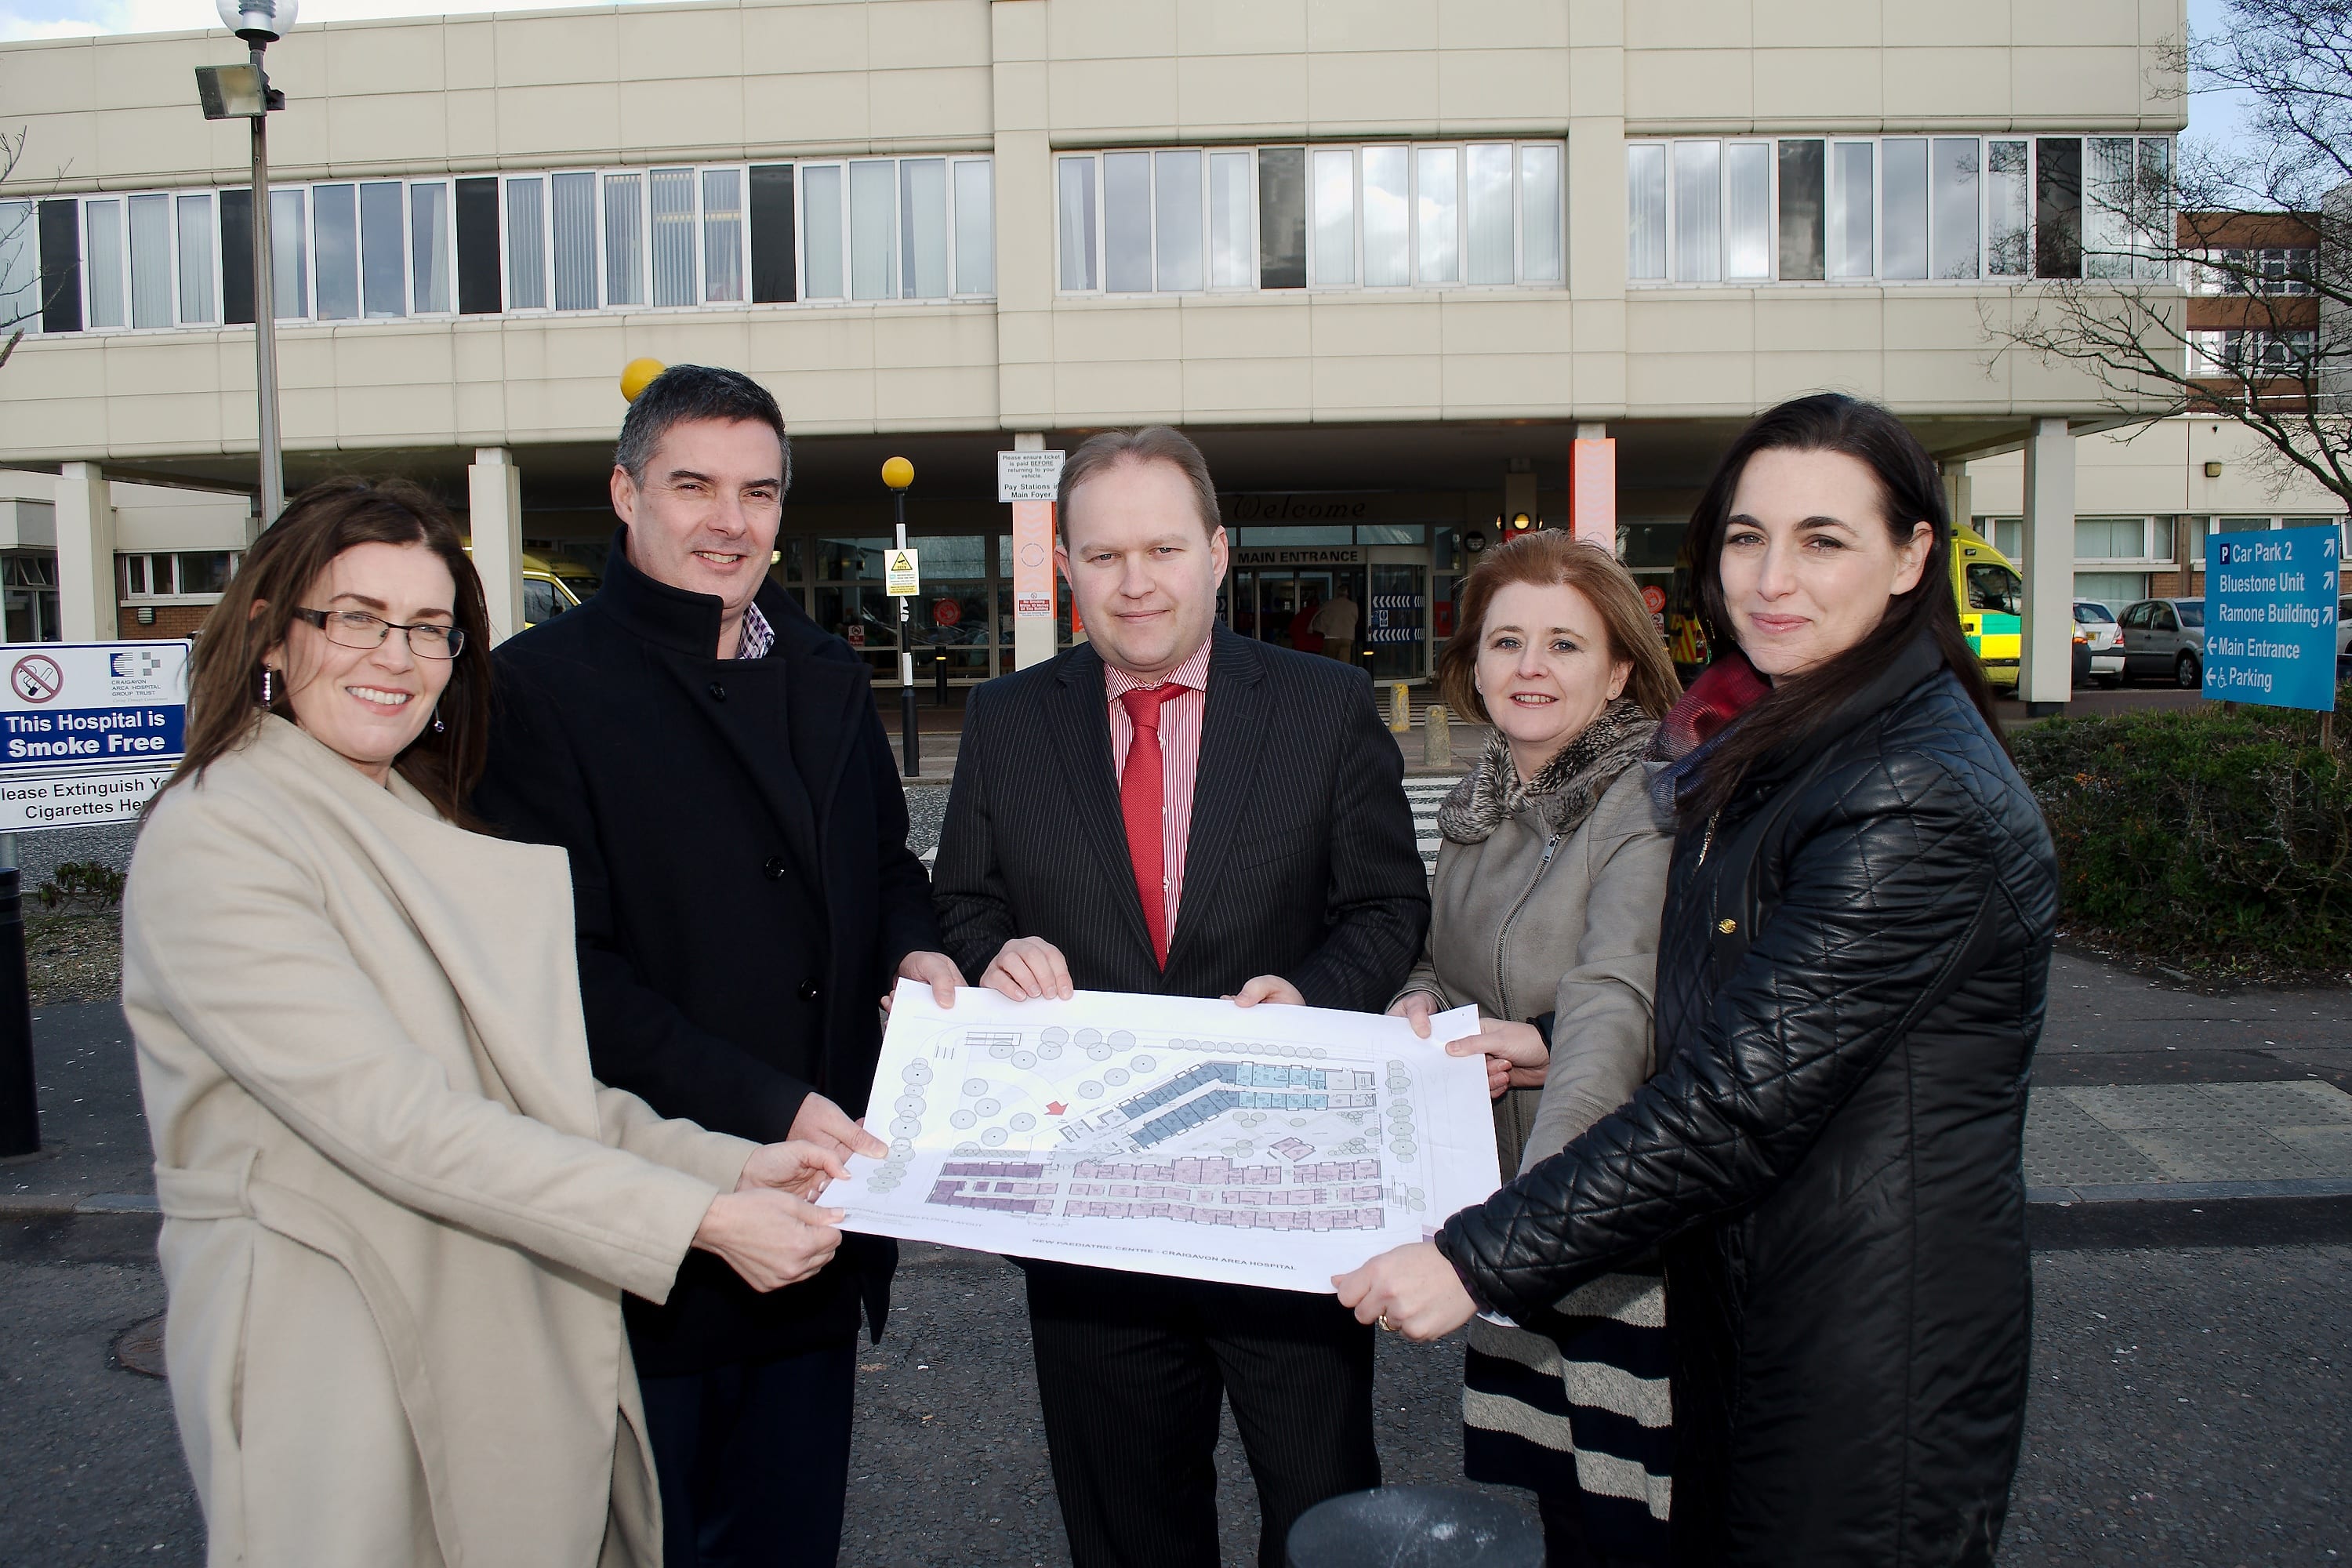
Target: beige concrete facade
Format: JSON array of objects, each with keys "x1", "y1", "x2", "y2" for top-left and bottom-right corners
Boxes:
[{"x1": 0, "y1": 0, "x2": 2209, "y2": 701}]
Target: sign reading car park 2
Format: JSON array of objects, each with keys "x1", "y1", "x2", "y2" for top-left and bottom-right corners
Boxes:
[
  {"x1": 2203, "y1": 526, "x2": 2339, "y2": 713},
  {"x1": 0, "y1": 641, "x2": 191, "y2": 832}
]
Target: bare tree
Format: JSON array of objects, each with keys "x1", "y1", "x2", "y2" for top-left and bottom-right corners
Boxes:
[
  {"x1": 0, "y1": 126, "x2": 37, "y2": 372},
  {"x1": 1984, "y1": 0, "x2": 2352, "y2": 510}
]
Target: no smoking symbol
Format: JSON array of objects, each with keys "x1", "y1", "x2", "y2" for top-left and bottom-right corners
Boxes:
[{"x1": 11, "y1": 655, "x2": 62, "y2": 704}]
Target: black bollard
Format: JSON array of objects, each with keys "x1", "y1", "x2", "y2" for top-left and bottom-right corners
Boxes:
[
  {"x1": 1287, "y1": 1485, "x2": 1541, "y2": 1568},
  {"x1": 934, "y1": 646, "x2": 949, "y2": 706},
  {"x1": 0, "y1": 865, "x2": 39, "y2": 1156}
]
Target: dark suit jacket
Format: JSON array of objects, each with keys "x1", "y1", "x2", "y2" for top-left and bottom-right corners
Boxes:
[
  {"x1": 933, "y1": 622, "x2": 1428, "y2": 1009},
  {"x1": 474, "y1": 528, "x2": 940, "y2": 1374}
]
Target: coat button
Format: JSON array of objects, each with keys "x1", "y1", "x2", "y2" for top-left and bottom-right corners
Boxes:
[
  {"x1": 707, "y1": 681, "x2": 727, "y2": 701},
  {"x1": 763, "y1": 856, "x2": 788, "y2": 880},
  {"x1": 797, "y1": 978, "x2": 821, "y2": 1004}
]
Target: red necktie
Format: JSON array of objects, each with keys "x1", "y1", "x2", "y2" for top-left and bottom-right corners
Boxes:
[{"x1": 1119, "y1": 685, "x2": 1178, "y2": 969}]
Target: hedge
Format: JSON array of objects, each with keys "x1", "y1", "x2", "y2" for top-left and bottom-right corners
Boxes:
[{"x1": 2008, "y1": 686, "x2": 2352, "y2": 978}]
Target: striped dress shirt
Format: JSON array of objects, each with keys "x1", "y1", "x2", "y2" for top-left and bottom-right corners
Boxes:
[{"x1": 1103, "y1": 637, "x2": 1212, "y2": 936}]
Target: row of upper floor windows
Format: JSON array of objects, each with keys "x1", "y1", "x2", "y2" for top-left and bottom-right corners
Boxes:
[
  {"x1": 1, "y1": 132, "x2": 2192, "y2": 337},
  {"x1": 1629, "y1": 135, "x2": 2176, "y2": 286}
]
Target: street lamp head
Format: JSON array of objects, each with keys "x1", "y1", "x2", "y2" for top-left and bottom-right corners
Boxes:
[
  {"x1": 194, "y1": 62, "x2": 270, "y2": 118},
  {"x1": 216, "y1": 0, "x2": 296, "y2": 44},
  {"x1": 882, "y1": 456, "x2": 914, "y2": 492}
]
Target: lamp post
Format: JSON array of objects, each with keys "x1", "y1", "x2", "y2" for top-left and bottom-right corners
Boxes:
[
  {"x1": 883, "y1": 456, "x2": 917, "y2": 776},
  {"x1": 196, "y1": 0, "x2": 295, "y2": 527}
]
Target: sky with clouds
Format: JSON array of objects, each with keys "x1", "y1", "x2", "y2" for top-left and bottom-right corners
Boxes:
[{"x1": 0, "y1": 0, "x2": 2266, "y2": 156}]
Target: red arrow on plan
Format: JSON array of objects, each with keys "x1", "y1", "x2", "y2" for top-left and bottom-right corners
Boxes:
[{"x1": 1046, "y1": 1102, "x2": 1067, "y2": 1116}]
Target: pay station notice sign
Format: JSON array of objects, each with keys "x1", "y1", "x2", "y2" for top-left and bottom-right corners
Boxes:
[
  {"x1": 2204, "y1": 525, "x2": 2340, "y2": 712},
  {"x1": 996, "y1": 449, "x2": 1065, "y2": 503},
  {"x1": 0, "y1": 641, "x2": 191, "y2": 831}
]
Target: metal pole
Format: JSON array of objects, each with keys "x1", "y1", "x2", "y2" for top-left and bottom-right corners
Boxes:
[
  {"x1": 249, "y1": 44, "x2": 284, "y2": 527},
  {"x1": 0, "y1": 832, "x2": 36, "y2": 1158},
  {"x1": 896, "y1": 490, "x2": 918, "y2": 776}
]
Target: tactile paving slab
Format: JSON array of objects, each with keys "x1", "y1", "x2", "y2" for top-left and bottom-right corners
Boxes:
[{"x1": 2028, "y1": 1080, "x2": 2352, "y2": 1186}]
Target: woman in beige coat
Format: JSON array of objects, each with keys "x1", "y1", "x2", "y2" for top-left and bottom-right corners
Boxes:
[
  {"x1": 125, "y1": 478, "x2": 859, "y2": 1567},
  {"x1": 1375, "y1": 533, "x2": 1679, "y2": 1568}
]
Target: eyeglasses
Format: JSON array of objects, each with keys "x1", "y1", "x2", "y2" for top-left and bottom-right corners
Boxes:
[{"x1": 291, "y1": 607, "x2": 466, "y2": 659}]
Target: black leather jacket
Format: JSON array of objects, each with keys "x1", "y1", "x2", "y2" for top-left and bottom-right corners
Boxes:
[{"x1": 1438, "y1": 636, "x2": 2058, "y2": 1566}]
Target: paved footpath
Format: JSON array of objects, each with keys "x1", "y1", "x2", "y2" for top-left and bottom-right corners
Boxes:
[{"x1": 3, "y1": 955, "x2": 2345, "y2": 1563}]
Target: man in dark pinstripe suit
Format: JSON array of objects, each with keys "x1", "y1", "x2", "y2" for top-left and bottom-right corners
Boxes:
[{"x1": 932, "y1": 427, "x2": 1430, "y2": 1568}]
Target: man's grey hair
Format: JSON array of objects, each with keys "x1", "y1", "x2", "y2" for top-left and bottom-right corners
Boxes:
[
  {"x1": 1055, "y1": 426, "x2": 1221, "y2": 539},
  {"x1": 614, "y1": 364, "x2": 791, "y2": 492}
]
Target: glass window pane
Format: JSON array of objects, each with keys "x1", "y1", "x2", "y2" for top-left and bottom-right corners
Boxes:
[
  {"x1": 361, "y1": 180, "x2": 405, "y2": 317},
  {"x1": 1209, "y1": 151, "x2": 1251, "y2": 288},
  {"x1": 1154, "y1": 149, "x2": 1203, "y2": 291},
  {"x1": 849, "y1": 160, "x2": 896, "y2": 300},
  {"x1": 506, "y1": 176, "x2": 547, "y2": 309},
  {"x1": 1777, "y1": 140, "x2": 1824, "y2": 280},
  {"x1": 803, "y1": 164, "x2": 844, "y2": 299},
  {"x1": 748, "y1": 164, "x2": 793, "y2": 303},
  {"x1": 0, "y1": 199, "x2": 34, "y2": 330},
  {"x1": 1310, "y1": 148, "x2": 1355, "y2": 286},
  {"x1": 314, "y1": 183, "x2": 358, "y2": 319},
  {"x1": 552, "y1": 172, "x2": 596, "y2": 310},
  {"x1": 408, "y1": 184, "x2": 452, "y2": 314},
  {"x1": 649, "y1": 167, "x2": 697, "y2": 306},
  {"x1": 1672, "y1": 140, "x2": 1721, "y2": 283},
  {"x1": 1102, "y1": 151, "x2": 1152, "y2": 292},
  {"x1": 173, "y1": 195, "x2": 216, "y2": 324},
  {"x1": 899, "y1": 157, "x2": 947, "y2": 299},
  {"x1": 1829, "y1": 141, "x2": 1874, "y2": 279},
  {"x1": 1057, "y1": 155, "x2": 1097, "y2": 291},
  {"x1": 2034, "y1": 137, "x2": 2081, "y2": 280},
  {"x1": 953, "y1": 158, "x2": 993, "y2": 295},
  {"x1": 128, "y1": 194, "x2": 172, "y2": 327},
  {"x1": 1626, "y1": 144, "x2": 1666, "y2": 280},
  {"x1": 1362, "y1": 145, "x2": 1409, "y2": 286},
  {"x1": 1987, "y1": 140, "x2": 2028, "y2": 276},
  {"x1": 703, "y1": 168, "x2": 744, "y2": 303},
  {"x1": 604, "y1": 172, "x2": 644, "y2": 306},
  {"x1": 270, "y1": 188, "x2": 307, "y2": 319},
  {"x1": 1725, "y1": 143, "x2": 1769, "y2": 279},
  {"x1": 1931, "y1": 139, "x2": 1979, "y2": 279},
  {"x1": 1417, "y1": 146, "x2": 1460, "y2": 283},
  {"x1": 1882, "y1": 138, "x2": 1927, "y2": 280},
  {"x1": 1518, "y1": 143, "x2": 1561, "y2": 283},
  {"x1": 1466, "y1": 143, "x2": 1513, "y2": 284},
  {"x1": 453, "y1": 177, "x2": 497, "y2": 314},
  {"x1": 2135, "y1": 138, "x2": 2173, "y2": 282},
  {"x1": 1257, "y1": 147, "x2": 1306, "y2": 289},
  {"x1": 2083, "y1": 136, "x2": 2133, "y2": 279},
  {"x1": 82, "y1": 198, "x2": 123, "y2": 328}
]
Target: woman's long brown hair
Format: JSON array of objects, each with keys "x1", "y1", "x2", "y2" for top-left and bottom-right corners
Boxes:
[{"x1": 162, "y1": 477, "x2": 494, "y2": 826}]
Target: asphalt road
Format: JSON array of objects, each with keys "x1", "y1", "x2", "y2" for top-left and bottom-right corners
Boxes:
[{"x1": 3, "y1": 1224, "x2": 2343, "y2": 1568}]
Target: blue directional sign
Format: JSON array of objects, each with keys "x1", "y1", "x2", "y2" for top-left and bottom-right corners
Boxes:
[{"x1": 2203, "y1": 524, "x2": 2341, "y2": 713}]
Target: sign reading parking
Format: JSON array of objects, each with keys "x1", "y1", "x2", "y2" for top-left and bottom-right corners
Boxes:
[
  {"x1": 2203, "y1": 525, "x2": 2339, "y2": 712},
  {"x1": 0, "y1": 641, "x2": 190, "y2": 832}
]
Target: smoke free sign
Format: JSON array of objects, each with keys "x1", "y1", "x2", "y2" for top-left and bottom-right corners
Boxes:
[{"x1": 2203, "y1": 525, "x2": 2340, "y2": 713}]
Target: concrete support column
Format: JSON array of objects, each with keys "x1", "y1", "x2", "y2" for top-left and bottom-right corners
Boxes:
[
  {"x1": 1940, "y1": 463, "x2": 1973, "y2": 539},
  {"x1": 53, "y1": 463, "x2": 116, "y2": 643},
  {"x1": 467, "y1": 448, "x2": 525, "y2": 647},
  {"x1": 2018, "y1": 419, "x2": 2075, "y2": 715}
]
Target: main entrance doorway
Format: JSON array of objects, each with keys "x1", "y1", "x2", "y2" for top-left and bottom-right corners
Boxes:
[{"x1": 1225, "y1": 546, "x2": 1429, "y2": 681}]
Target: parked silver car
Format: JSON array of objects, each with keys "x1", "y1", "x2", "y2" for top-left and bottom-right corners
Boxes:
[
  {"x1": 2074, "y1": 601, "x2": 2124, "y2": 688},
  {"x1": 2118, "y1": 598, "x2": 2207, "y2": 688}
]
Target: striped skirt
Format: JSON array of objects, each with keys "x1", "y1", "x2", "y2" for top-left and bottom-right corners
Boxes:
[{"x1": 1461, "y1": 1268, "x2": 1672, "y2": 1563}]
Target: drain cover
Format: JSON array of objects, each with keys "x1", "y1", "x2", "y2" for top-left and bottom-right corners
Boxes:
[{"x1": 112, "y1": 1314, "x2": 166, "y2": 1379}]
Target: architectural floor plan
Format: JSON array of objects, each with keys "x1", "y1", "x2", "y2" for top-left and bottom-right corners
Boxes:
[{"x1": 829, "y1": 984, "x2": 1501, "y2": 1291}]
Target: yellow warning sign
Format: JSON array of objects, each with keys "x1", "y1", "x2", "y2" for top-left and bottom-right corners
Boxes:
[{"x1": 885, "y1": 549, "x2": 920, "y2": 597}]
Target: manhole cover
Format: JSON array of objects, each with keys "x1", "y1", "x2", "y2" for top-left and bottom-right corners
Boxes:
[{"x1": 112, "y1": 1313, "x2": 166, "y2": 1379}]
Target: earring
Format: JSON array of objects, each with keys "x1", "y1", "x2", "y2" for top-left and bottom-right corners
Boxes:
[
  {"x1": 433, "y1": 713, "x2": 445, "y2": 735},
  {"x1": 260, "y1": 667, "x2": 272, "y2": 706}
]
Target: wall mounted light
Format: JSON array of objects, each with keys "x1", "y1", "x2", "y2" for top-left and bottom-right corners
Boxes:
[{"x1": 2204, "y1": 460, "x2": 2224, "y2": 478}]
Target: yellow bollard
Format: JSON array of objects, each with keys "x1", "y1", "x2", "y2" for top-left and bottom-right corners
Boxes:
[
  {"x1": 1423, "y1": 703, "x2": 1450, "y2": 769},
  {"x1": 1388, "y1": 681, "x2": 1412, "y2": 733}
]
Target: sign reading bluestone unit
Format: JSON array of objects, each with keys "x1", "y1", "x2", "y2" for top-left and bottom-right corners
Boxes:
[
  {"x1": 0, "y1": 641, "x2": 191, "y2": 830},
  {"x1": 2203, "y1": 526, "x2": 2340, "y2": 713}
]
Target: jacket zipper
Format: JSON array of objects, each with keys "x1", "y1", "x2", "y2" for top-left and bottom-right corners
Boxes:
[
  {"x1": 1697, "y1": 811, "x2": 1719, "y2": 866},
  {"x1": 1490, "y1": 824, "x2": 1561, "y2": 1020}
]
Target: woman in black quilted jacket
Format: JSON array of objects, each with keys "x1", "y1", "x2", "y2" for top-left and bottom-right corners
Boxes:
[{"x1": 1337, "y1": 393, "x2": 2059, "y2": 1567}]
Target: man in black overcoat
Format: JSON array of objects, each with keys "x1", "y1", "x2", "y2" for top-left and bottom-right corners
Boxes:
[
  {"x1": 931, "y1": 426, "x2": 1430, "y2": 1568},
  {"x1": 474, "y1": 365, "x2": 960, "y2": 1568}
]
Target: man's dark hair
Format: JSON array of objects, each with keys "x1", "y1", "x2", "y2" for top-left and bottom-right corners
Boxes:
[{"x1": 614, "y1": 364, "x2": 791, "y2": 492}]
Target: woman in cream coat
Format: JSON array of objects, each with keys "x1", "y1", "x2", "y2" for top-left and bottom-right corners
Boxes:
[
  {"x1": 1372, "y1": 533, "x2": 1680, "y2": 1568},
  {"x1": 125, "y1": 478, "x2": 856, "y2": 1566}
]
